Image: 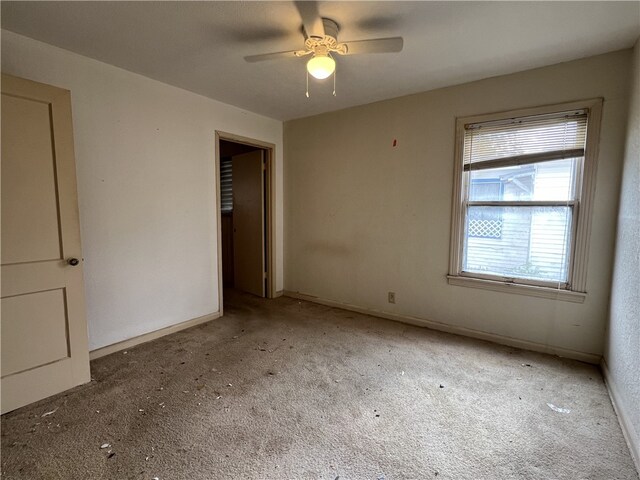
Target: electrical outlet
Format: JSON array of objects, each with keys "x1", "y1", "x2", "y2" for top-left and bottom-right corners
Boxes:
[{"x1": 388, "y1": 292, "x2": 396, "y2": 304}]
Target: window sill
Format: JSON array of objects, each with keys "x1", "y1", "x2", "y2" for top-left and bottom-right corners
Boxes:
[{"x1": 446, "y1": 275, "x2": 586, "y2": 303}]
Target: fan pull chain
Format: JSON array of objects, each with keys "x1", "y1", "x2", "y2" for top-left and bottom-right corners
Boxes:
[
  {"x1": 333, "y1": 67, "x2": 336, "y2": 96},
  {"x1": 304, "y1": 65, "x2": 337, "y2": 97}
]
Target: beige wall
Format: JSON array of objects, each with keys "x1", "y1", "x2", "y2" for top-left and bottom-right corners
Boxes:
[
  {"x1": 284, "y1": 50, "x2": 632, "y2": 360},
  {"x1": 1, "y1": 30, "x2": 284, "y2": 350},
  {"x1": 605, "y1": 39, "x2": 640, "y2": 465}
]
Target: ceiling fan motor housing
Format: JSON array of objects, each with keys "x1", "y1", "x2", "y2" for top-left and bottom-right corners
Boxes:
[
  {"x1": 320, "y1": 18, "x2": 339, "y2": 40},
  {"x1": 303, "y1": 18, "x2": 348, "y2": 56}
]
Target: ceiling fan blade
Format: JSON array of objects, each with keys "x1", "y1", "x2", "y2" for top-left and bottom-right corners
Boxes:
[
  {"x1": 295, "y1": 1, "x2": 325, "y2": 39},
  {"x1": 244, "y1": 50, "x2": 305, "y2": 63},
  {"x1": 340, "y1": 37, "x2": 404, "y2": 55}
]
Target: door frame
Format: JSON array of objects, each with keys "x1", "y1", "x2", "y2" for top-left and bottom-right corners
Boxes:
[{"x1": 215, "y1": 131, "x2": 276, "y2": 311}]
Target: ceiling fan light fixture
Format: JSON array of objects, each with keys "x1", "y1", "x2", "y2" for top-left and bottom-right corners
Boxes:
[{"x1": 307, "y1": 53, "x2": 335, "y2": 79}]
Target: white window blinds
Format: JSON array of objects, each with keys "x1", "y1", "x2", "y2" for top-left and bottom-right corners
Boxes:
[
  {"x1": 463, "y1": 110, "x2": 588, "y2": 171},
  {"x1": 220, "y1": 157, "x2": 233, "y2": 213}
]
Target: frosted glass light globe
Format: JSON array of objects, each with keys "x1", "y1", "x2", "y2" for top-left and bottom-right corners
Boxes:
[{"x1": 307, "y1": 55, "x2": 336, "y2": 79}]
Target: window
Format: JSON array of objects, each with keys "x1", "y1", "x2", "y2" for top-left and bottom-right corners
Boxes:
[
  {"x1": 220, "y1": 156, "x2": 233, "y2": 213},
  {"x1": 448, "y1": 100, "x2": 602, "y2": 302}
]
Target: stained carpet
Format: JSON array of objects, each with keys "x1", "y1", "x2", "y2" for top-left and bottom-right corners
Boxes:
[{"x1": 1, "y1": 291, "x2": 637, "y2": 479}]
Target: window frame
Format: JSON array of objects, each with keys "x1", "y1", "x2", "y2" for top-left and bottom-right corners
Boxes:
[{"x1": 447, "y1": 99, "x2": 603, "y2": 303}]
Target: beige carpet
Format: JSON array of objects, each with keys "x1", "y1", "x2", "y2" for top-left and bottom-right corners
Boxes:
[{"x1": 1, "y1": 291, "x2": 637, "y2": 480}]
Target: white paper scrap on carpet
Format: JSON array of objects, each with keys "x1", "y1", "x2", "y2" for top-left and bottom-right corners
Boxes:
[{"x1": 547, "y1": 403, "x2": 571, "y2": 413}]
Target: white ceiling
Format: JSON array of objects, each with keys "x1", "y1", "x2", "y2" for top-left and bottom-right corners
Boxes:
[{"x1": 2, "y1": 1, "x2": 639, "y2": 121}]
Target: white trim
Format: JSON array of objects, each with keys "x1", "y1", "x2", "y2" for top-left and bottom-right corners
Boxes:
[
  {"x1": 447, "y1": 275, "x2": 585, "y2": 303},
  {"x1": 284, "y1": 290, "x2": 599, "y2": 364},
  {"x1": 458, "y1": 270, "x2": 571, "y2": 289},
  {"x1": 214, "y1": 133, "x2": 225, "y2": 316},
  {"x1": 215, "y1": 131, "x2": 277, "y2": 300},
  {"x1": 601, "y1": 359, "x2": 640, "y2": 473},
  {"x1": 448, "y1": 98, "x2": 603, "y2": 296},
  {"x1": 573, "y1": 99, "x2": 602, "y2": 292},
  {"x1": 89, "y1": 311, "x2": 221, "y2": 360},
  {"x1": 466, "y1": 108, "x2": 588, "y2": 128},
  {"x1": 458, "y1": 99, "x2": 600, "y2": 127},
  {"x1": 448, "y1": 116, "x2": 466, "y2": 275},
  {"x1": 467, "y1": 200, "x2": 577, "y2": 207}
]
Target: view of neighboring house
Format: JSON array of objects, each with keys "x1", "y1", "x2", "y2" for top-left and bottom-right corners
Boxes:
[{"x1": 463, "y1": 114, "x2": 584, "y2": 285}]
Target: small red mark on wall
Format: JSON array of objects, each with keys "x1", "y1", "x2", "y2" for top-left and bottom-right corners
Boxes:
[{"x1": 393, "y1": 139, "x2": 397, "y2": 147}]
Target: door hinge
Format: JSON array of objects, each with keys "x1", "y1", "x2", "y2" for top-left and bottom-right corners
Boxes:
[{"x1": 263, "y1": 271, "x2": 268, "y2": 279}]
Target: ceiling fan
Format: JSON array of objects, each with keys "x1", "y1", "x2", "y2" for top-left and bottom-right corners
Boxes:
[{"x1": 244, "y1": 1, "x2": 404, "y2": 95}]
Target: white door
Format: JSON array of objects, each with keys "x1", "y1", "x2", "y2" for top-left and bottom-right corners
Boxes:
[
  {"x1": 232, "y1": 150, "x2": 265, "y2": 297},
  {"x1": 1, "y1": 74, "x2": 90, "y2": 414}
]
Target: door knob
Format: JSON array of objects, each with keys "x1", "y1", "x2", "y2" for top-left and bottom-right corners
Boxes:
[{"x1": 67, "y1": 258, "x2": 80, "y2": 266}]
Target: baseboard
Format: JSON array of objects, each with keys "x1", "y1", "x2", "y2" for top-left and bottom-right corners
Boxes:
[
  {"x1": 284, "y1": 290, "x2": 601, "y2": 364},
  {"x1": 601, "y1": 359, "x2": 640, "y2": 473},
  {"x1": 274, "y1": 289, "x2": 284, "y2": 298},
  {"x1": 89, "y1": 311, "x2": 222, "y2": 360}
]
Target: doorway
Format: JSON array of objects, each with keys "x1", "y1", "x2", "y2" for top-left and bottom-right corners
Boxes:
[{"x1": 216, "y1": 132, "x2": 275, "y2": 310}]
